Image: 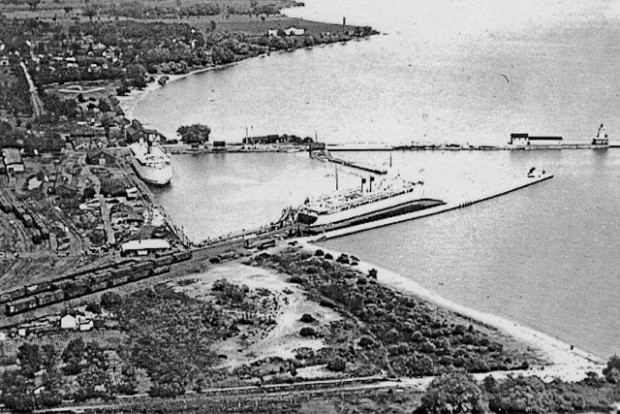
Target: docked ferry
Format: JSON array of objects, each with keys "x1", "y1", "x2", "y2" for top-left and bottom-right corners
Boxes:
[
  {"x1": 129, "y1": 140, "x2": 173, "y2": 186},
  {"x1": 296, "y1": 175, "x2": 445, "y2": 229}
]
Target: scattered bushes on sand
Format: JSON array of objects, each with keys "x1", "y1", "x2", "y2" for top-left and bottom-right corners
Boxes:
[{"x1": 252, "y1": 250, "x2": 535, "y2": 377}]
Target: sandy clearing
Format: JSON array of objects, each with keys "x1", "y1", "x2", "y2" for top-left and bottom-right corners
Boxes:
[{"x1": 172, "y1": 262, "x2": 343, "y2": 368}]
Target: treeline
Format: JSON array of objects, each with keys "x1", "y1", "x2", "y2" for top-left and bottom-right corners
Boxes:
[{"x1": 420, "y1": 359, "x2": 620, "y2": 414}]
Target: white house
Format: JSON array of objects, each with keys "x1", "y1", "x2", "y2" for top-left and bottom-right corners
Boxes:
[
  {"x1": 60, "y1": 313, "x2": 94, "y2": 331},
  {"x1": 284, "y1": 27, "x2": 305, "y2": 36},
  {"x1": 121, "y1": 238, "x2": 171, "y2": 256},
  {"x1": 267, "y1": 29, "x2": 279, "y2": 37}
]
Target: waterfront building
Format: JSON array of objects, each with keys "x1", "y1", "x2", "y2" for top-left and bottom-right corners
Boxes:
[
  {"x1": 509, "y1": 133, "x2": 563, "y2": 146},
  {"x1": 121, "y1": 239, "x2": 171, "y2": 256}
]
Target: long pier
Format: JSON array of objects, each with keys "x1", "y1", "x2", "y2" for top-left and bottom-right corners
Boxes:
[
  {"x1": 310, "y1": 148, "x2": 387, "y2": 174},
  {"x1": 307, "y1": 173, "x2": 553, "y2": 241}
]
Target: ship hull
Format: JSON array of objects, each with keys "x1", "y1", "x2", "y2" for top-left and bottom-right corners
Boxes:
[
  {"x1": 130, "y1": 157, "x2": 173, "y2": 186},
  {"x1": 299, "y1": 196, "x2": 445, "y2": 232}
]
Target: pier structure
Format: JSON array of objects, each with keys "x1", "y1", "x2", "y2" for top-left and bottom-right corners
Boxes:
[{"x1": 307, "y1": 173, "x2": 554, "y2": 241}]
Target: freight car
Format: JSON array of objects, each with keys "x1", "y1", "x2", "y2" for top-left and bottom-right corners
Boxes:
[
  {"x1": 173, "y1": 250, "x2": 192, "y2": 262},
  {"x1": 0, "y1": 287, "x2": 27, "y2": 304},
  {"x1": 6, "y1": 297, "x2": 37, "y2": 315},
  {"x1": 25, "y1": 281, "x2": 53, "y2": 296},
  {"x1": 36, "y1": 290, "x2": 65, "y2": 306},
  {"x1": 154, "y1": 254, "x2": 175, "y2": 267}
]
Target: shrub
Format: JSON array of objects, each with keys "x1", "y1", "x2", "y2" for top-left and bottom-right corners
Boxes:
[
  {"x1": 326, "y1": 356, "x2": 347, "y2": 372},
  {"x1": 299, "y1": 327, "x2": 317, "y2": 337},
  {"x1": 288, "y1": 276, "x2": 305, "y2": 284},
  {"x1": 324, "y1": 253, "x2": 333, "y2": 260},
  {"x1": 314, "y1": 249, "x2": 324, "y2": 256},
  {"x1": 358, "y1": 336, "x2": 374, "y2": 349},
  {"x1": 300, "y1": 314, "x2": 315, "y2": 323}
]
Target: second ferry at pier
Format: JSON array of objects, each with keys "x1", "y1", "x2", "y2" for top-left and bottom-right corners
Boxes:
[
  {"x1": 296, "y1": 175, "x2": 445, "y2": 229},
  {"x1": 129, "y1": 139, "x2": 173, "y2": 186}
]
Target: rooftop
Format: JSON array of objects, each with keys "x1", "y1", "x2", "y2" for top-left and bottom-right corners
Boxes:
[{"x1": 121, "y1": 239, "x2": 171, "y2": 252}]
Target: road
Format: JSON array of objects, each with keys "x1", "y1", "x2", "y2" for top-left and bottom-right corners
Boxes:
[{"x1": 20, "y1": 61, "x2": 44, "y2": 118}]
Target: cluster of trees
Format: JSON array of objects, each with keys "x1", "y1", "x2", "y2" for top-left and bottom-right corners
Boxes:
[
  {"x1": 0, "y1": 62, "x2": 33, "y2": 117},
  {"x1": 421, "y1": 361, "x2": 620, "y2": 414},
  {"x1": 176, "y1": 124, "x2": 211, "y2": 144},
  {"x1": 256, "y1": 251, "x2": 532, "y2": 377},
  {"x1": 114, "y1": 285, "x2": 234, "y2": 397}
]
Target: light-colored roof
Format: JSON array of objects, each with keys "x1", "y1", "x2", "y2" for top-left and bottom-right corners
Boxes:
[
  {"x1": 121, "y1": 239, "x2": 170, "y2": 251},
  {"x1": 2, "y1": 148, "x2": 22, "y2": 165}
]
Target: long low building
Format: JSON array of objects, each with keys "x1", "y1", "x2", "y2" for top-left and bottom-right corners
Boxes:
[
  {"x1": 121, "y1": 239, "x2": 171, "y2": 256},
  {"x1": 509, "y1": 133, "x2": 563, "y2": 146}
]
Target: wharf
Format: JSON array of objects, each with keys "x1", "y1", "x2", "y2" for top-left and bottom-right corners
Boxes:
[
  {"x1": 310, "y1": 148, "x2": 388, "y2": 175},
  {"x1": 307, "y1": 173, "x2": 553, "y2": 241}
]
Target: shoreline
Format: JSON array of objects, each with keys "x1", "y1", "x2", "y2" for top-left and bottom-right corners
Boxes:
[{"x1": 298, "y1": 240, "x2": 605, "y2": 382}]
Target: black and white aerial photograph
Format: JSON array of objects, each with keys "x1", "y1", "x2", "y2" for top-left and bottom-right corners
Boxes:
[{"x1": 0, "y1": 0, "x2": 619, "y2": 412}]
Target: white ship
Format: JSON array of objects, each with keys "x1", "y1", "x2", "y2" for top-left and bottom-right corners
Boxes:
[
  {"x1": 129, "y1": 139, "x2": 173, "y2": 186},
  {"x1": 296, "y1": 175, "x2": 445, "y2": 228}
]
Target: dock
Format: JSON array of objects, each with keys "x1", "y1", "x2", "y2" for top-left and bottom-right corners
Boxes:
[
  {"x1": 307, "y1": 173, "x2": 553, "y2": 241},
  {"x1": 310, "y1": 148, "x2": 388, "y2": 175}
]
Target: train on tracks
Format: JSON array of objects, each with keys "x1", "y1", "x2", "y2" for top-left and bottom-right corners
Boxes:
[{"x1": 2, "y1": 250, "x2": 192, "y2": 315}]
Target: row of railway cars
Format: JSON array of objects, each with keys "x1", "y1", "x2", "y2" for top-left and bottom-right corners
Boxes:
[
  {"x1": 0, "y1": 193, "x2": 51, "y2": 244},
  {"x1": 3, "y1": 250, "x2": 192, "y2": 315}
]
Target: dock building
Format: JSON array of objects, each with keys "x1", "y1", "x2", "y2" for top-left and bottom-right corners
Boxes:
[{"x1": 509, "y1": 133, "x2": 563, "y2": 146}]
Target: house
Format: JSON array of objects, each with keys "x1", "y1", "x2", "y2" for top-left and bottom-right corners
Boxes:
[
  {"x1": 2, "y1": 148, "x2": 24, "y2": 174},
  {"x1": 284, "y1": 26, "x2": 305, "y2": 36},
  {"x1": 0, "y1": 56, "x2": 8, "y2": 66},
  {"x1": 86, "y1": 149, "x2": 117, "y2": 166},
  {"x1": 121, "y1": 239, "x2": 171, "y2": 256},
  {"x1": 592, "y1": 124, "x2": 609, "y2": 146},
  {"x1": 60, "y1": 313, "x2": 94, "y2": 331},
  {"x1": 268, "y1": 29, "x2": 279, "y2": 37}
]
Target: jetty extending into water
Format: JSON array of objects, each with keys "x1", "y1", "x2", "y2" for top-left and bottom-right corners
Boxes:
[{"x1": 307, "y1": 172, "x2": 553, "y2": 240}]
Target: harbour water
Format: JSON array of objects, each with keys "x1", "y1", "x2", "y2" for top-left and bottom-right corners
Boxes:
[{"x1": 136, "y1": 0, "x2": 620, "y2": 357}]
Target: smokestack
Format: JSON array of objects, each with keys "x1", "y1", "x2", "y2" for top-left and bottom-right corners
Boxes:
[{"x1": 343, "y1": 17, "x2": 346, "y2": 31}]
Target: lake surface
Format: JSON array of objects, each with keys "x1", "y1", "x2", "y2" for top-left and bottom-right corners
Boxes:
[{"x1": 136, "y1": 0, "x2": 620, "y2": 357}]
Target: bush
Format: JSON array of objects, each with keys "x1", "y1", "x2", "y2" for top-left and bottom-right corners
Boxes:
[
  {"x1": 314, "y1": 249, "x2": 324, "y2": 256},
  {"x1": 100, "y1": 292, "x2": 122, "y2": 309},
  {"x1": 299, "y1": 327, "x2": 317, "y2": 337},
  {"x1": 300, "y1": 314, "x2": 315, "y2": 323},
  {"x1": 358, "y1": 336, "x2": 374, "y2": 349},
  {"x1": 421, "y1": 372, "x2": 487, "y2": 414},
  {"x1": 326, "y1": 356, "x2": 347, "y2": 372},
  {"x1": 288, "y1": 276, "x2": 305, "y2": 284},
  {"x1": 324, "y1": 253, "x2": 333, "y2": 260}
]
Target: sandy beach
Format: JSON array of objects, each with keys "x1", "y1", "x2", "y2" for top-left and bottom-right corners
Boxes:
[
  {"x1": 298, "y1": 240, "x2": 605, "y2": 383},
  {"x1": 117, "y1": 67, "x2": 220, "y2": 121}
]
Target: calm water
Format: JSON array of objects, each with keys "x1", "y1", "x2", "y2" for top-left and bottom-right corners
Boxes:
[{"x1": 137, "y1": 0, "x2": 620, "y2": 357}]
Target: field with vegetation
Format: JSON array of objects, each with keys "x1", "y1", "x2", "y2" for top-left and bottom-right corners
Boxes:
[{"x1": 250, "y1": 248, "x2": 538, "y2": 378}]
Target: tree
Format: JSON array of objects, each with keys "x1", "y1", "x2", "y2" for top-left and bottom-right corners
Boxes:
[
  {"x1": 83, "y1": 5, "x2": 97, "y2": 22},
  {"x1": 100, "y1": 291, "x2": 123, "y2": 309},
  {"x1": 62, "y1": 338, "x2": 85, "y2": 375},
  {"x1": 28, "y1": 0, "x2": 41, "y2": 10},
  {"x1": 176, "y1": 124, "x2": 211, "y2": 144},
  {"x1": 17, "y1": 343, "x2": 41, "y2": 379},
  {"x1": 603, "y1": 355, "x2": 620, "y2": 383},
  {"x1": 421, "y1": 372, "x2": 488, "y2": 414},
  {"x1": 0, "y1": 371, "x2": 34, "y2": 413}
]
